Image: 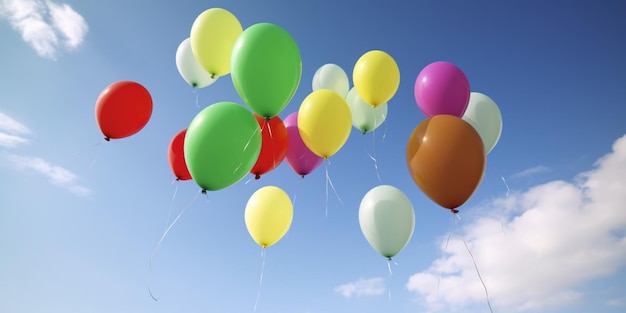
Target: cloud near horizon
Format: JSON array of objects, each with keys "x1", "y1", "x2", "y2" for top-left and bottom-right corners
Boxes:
[
  {"x1": 0, "y1": 0, "x2": 88, "y2": 59},
  {"x1": 406, "y1": 134, "x2": 626, "y2": 312},
  {"x1": 334, "y1": 277, "x2": 386, "y2": 298}
]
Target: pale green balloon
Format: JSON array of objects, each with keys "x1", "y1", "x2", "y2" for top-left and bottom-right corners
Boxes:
[
  {"x1": 346, "y1": 87, "x2": 388, "y2": 134},
  {"x1": 462, "y1": 92, "x2": 503, "y2": 154},
  {"x1": 359, "y1": 185, "x2": 415, "y2": 259},
  {"x1": 312, "y1": 63, "x2": 349, "y2": 98}
]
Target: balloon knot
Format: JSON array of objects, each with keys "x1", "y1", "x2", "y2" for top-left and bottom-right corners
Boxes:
[
  {"x1": 104, "y1": 137, "x2": 110, "y2": 142},
  {"x1": 176, "y1": 178, "x2": 180, "y2": 181},
  {"x1": 301, "y1": 175, "x2": 305, "y2": 179},
  {"x1": 255, "y1": 174, "x2": 261, "y2": 180},
  {"x1": 201, "y1": 189, "x2": 207, "y2": 195},
  {"x1": 451, "y1": 208, "x2": 459, "y2": 214},
  {"x1": 210, "y1": 73, "x2": 216, "y2": 79}
]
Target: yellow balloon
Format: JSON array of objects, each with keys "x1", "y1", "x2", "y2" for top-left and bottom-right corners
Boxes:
[
  {"x1": 298, "y1": 90, "x2": 352, "y2": 158},
  {"x1": 244, "y1": 186, "x2": 293, "y2": 248},
  {"x1": 190, "y1": 8, "x2": 243, "y2": 77},
  {"x1": 352, "y1": 50, "x2": 400, "y2": 107}
]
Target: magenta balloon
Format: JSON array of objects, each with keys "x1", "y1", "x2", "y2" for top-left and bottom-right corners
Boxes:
[
  {"x1": 414, "y1": 61, "x2": 470, "y2": 117},
  {"x1": 284, "y1": 112, "x2": 323, "y2": 177}
]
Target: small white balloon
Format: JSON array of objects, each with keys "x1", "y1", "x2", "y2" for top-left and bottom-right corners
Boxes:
[
  {"x1": 175, "y1": 38, "x2": 217, "y2": 88},
  {"x1": 312, "y1": 63, "x2": 349, "y2": 98},
  {"x1": 462, "y1": 92, "x2": 503, "y2": 154}
]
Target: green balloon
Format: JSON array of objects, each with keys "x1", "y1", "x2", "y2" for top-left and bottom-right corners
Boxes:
[
  {"x1": 184, "y1": 102, "x2": 262, "y2": 191},
  {"x1": 231, "y1": 23, "x2": 302, "y2": 118}
]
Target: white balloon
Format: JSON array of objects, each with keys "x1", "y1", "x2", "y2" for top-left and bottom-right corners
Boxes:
[
  {"x1": 346, "y1": 87, "x2": 388, "y2": 134},
  {"x1": 175, "y1": 38, "x2": 217, "y2": 88},
  {"x1": 462, "y1": 92, "x2": 503, "y2": 154},
  {"x1": 312, "y1": 63, "x2": 349, "y2": 98},
  {"x1": 359, "y1": 185, "x2": 415, "y2": 259}
]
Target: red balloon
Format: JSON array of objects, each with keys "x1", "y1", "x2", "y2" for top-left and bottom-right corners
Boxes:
[
  {"x1": 250, "y1": 114, "x2": 289, "y2": 179},
  {"x1": 95, "y1": 81, "x2": 153, "y2": 140},
  {"x1": 406, "y1": 115, "x2": 485, "y2": 212},
  {"x1": 168, "y1": 129, "x2": 192, "y2": 181}
]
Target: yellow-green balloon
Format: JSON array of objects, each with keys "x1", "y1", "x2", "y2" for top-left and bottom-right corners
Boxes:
[
  {"x1": 245, "y1": 186, "x2": 293, "y2": 248},
  {"x1": 298, "y1": 90, "x2": 352, "y2": 158},
  {"x1": 190, "y1": 8, "x2": 242, "y2": 77}
]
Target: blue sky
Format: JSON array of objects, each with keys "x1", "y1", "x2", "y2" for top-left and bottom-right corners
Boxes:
[{"x1": 1, "y1": 0, "x2": 625, "y2": 312}]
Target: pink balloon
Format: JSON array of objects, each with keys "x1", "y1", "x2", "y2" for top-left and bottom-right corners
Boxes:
[
  {"x1": 284, "y1": 112, "x2": 323, "y2": 177},
  {"x1": 414, "y1": 61, "x2": 470, "y2": 117}
]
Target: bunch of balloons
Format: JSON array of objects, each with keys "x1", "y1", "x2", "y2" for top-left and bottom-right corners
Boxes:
[
  {"x1": 93, "y1": 6, "x2": 504, "y2": 257},
  {"x1": 407, "y1": 61, "x2": 502, "y2": 213}
]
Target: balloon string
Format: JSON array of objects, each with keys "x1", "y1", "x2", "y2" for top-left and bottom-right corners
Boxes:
[
  {"x1": 387, "y1": 258, "x2": 396, "y2": 313},
  {"x1": 501, "y1": 175, "x2": 510, "y2": 198},
  {"x1": 67, "y1": 141, "x2": 103, "y2": 178},
  {"x1": 364, "y1": 131, "x2": 382, "y2": 182},
  {"x1": 453, "y1": 213, "x2": 494, "y2": 313},
  {"x1": 68, "y1": 140, "x2": 102, "y2": 158},
  {"x1": 235, "y1": 125, "x2": 262, "y2": 175},
  {"x1": 291, "y1": 174, "x2": 304, "y2": 211},
  {"x1": 148, "y1": 188, "x2": 201, "y2": 301},
  {"x1": 500, "y1": 175, "x2": 510, "y2": 234},
  {"x1": 253, "y1": 248, "x2": 267, "y2": 313},
  {"x1": 193, "y1": 87, "x2": 200, "y2": 108},
  {"x1": 85, "y1": 141, "x2": 103, "y2": 177},
  {"x1": 324, "y1": 159, "x2": 343, "y2": 217},
  {"x1": 381, "y1": 113, "x2": 388, "y2": 142},
  {"x1": 265, "y1": 119, "x2": 278, "y2": 171},
  {"x1": 164, "y1": 179, "x2": 179, "y2": 230},
  {"x1": 325, "y1": 161, "x2": 329, "y2": 217},
  {"x1": 436, "y1": 216, "x2": 455, "y2": 300}
]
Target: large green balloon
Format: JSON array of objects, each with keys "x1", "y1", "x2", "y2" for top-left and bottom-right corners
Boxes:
[
  {"x1": 231, "y1": 23, "x2": 302, "y2": 118},
  {"x1": 184, "y1": 102, "x2": 262, "y2": 191}
]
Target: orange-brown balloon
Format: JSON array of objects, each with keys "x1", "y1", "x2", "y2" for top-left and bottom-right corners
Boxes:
[{"x1": 406, "y1": 115, "x2": 486, "y2": 210}]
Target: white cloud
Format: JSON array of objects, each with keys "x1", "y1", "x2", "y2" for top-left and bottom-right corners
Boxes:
[
  {"x1": 0, "y1": 111, "x2": 30, "y2": 135},
  {"x1": 512, "y1": 165, "x2": 550, "y2": 179},
  {"x1": 334, "y1": 277, "x2": 386, "y2": 298},
  {"x1": 407, "y1": 134, "x2": 626, "y2": 312},
  {"x1": 5, "y1": 153, "x2": 91, "y2": 196},
  {"x1": 0, "y1": 132, "x2": 28, "y2": 148},
  {"x1": 0, "y1": 111, "x2": 29, "y2": 148},
  {"x1": 0, "y1": 0, "x2": 88, "y2": 59},
  {"x1": 46, "y1": 0, "x2": 87, "y2": 48},
  {"x1": 0, "y1": 111, "x2": 91, "y2": 196},
  {"x1": 607, "y1": 298, "x2": 625, "y2": 307}
]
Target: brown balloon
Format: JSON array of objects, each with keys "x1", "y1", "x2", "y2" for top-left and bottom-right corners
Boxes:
[{"x1": 406, "y1": 115, "x2": 486, "y2": 211}]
